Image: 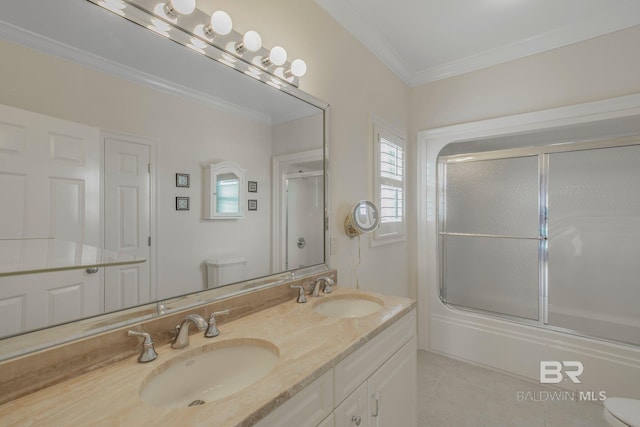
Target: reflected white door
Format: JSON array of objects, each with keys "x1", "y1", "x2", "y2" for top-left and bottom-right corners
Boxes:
[
  {"x1": 103, "y1": 137, "x2": 151, "y2": 311},
  {"x1": 285, "y1": 173, "x2": 324, "y2": 270},
  {"x1": 0, "y1": 104, "x2": 102, "y2": 336}
]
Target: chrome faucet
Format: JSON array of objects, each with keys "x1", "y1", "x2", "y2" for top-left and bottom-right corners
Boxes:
[
  {"x1": 311, "y1": 276, "x2": 335, "y2": 297},
  {"x1": 171, "y1": 314, "x2": 208, "y2": 349},
  {"x1": 205, "y1": 310, "x2": 230, "y2": 338},
  {"x1": 127, "y1": 330, "x2": 158, "y2": 363}
]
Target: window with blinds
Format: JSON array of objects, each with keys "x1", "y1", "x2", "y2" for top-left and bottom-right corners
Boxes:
[{"x1": 373, "y1": 121, "x2": 406, "y2": 245}]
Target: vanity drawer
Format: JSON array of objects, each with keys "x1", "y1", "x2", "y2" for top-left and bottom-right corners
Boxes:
[
  {"x1": 255, "y1": 369, "x2": 334, "y2": 427},
  {"x1": 334, "y1": 309, "x2": 416, "y2": 405}
]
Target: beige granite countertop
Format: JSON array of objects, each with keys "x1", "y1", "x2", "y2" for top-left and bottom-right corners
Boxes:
[{"x1": 0, "y1": 288, "x2": 415, "y2": 426}]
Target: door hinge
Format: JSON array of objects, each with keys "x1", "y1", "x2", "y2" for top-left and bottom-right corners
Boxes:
[
  {"x1": 148, "y1": 236, "x2": 151, "y2": 246},
  {"x1": 148, "y1": 163, "x2": 151, "y2": 173}
]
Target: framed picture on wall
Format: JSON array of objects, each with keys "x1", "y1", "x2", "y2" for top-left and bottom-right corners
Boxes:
[
  {"x1": 248, "y1": 199, "x2": 257, "y2": 211},
  {"x1": 248, "y1": 181, "x2": 258, "y2": 193},
  {"x1": 176, "y1": 173, "x2": 190, "y2": 188},
  {"x1": 176, "y1": 196, "x2": 190, "y2": 211}
]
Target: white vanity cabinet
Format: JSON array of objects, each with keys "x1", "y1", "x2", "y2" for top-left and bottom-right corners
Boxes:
[
  {"x1": 365, "y1": 337, "x2": 417, "y2": 427},
  {"x1": 334, "y1": 340, "x2": 417, "y2": 427},
  {"x1": 255, "y1": 309, "x2": 416, "y2": 427},
  {"x1": 333, "y1": 310, "x2": 417, "y2": 427}
]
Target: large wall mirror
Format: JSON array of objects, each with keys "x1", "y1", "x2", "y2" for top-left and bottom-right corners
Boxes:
[{"x1": 0, "y1": 0, "x2": 328, "y2": 359}]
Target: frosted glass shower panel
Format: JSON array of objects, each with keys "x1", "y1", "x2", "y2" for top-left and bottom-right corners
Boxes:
[
  {"x1": 547, "y1": 145, "x2": 640, "y2": 346},
  {"x1": 443, "y1": 235, "x2": 539, "y2": 320},
  {"x1": 443, "y1": 156, "x2": 539, "y2": 236}
]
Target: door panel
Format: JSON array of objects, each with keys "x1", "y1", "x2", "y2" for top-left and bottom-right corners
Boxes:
[
  {"x1": 104, "y1": 137, "x2": 151, "y2": 311},
  {"x1": 0, "y1": 104, "x2": 102, "y2": 335}
]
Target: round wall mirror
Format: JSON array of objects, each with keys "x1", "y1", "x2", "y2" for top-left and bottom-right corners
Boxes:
[{"x1": 344, "y1": 200, "x2": 380, "y2": 237}]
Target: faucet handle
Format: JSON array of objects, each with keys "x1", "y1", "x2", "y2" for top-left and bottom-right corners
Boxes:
[
  {"x1": 205, "y1": 309, "x2": 230, "y2": 338},
  {"x1": 127, "y1": 330, "x2": 158, "y2": 363},
  {"x1": 290, "y1": 285, "x2": 307, "y2": 303}
]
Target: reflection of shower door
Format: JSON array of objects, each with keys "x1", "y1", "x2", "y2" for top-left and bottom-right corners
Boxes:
[
  {"x1": 103, "y1": 137, "x2": 151, "y2": 311},
  {"x1": 285, "y1": 173, "x2": 323, "y2": 270}
]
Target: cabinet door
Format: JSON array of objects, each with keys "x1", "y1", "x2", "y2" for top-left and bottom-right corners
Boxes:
[
  {"x1": 368, "y1": 337, "x2": 417, "y2": 427},
  {"x1": 335, "y1": 382, "x2": 368, "y2": 427}
]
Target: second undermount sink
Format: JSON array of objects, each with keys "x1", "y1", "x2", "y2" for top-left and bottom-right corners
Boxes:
[
  {"x1": 313, "y1": 294, "x2": 383, "y2": 318},
  {"x1": 139, "y1": 338, "x2": 279, "y2": 408}
]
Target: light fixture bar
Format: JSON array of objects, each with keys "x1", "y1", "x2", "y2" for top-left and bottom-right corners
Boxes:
[{"x1": 88, "y1": 0, "x2": 303, "y2": 88}]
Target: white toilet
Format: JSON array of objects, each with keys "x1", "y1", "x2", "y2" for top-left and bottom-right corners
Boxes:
[
  {"x1": 604, "y1": 398, "x2": 640, "y2": 427},
  {"x1": 205, "y1": 255, "x2": 247, "y2": 288}
]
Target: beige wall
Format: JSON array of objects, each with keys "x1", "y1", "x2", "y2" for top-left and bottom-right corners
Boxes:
[
  {"x1": 410, "y1": 25, "x2": 640, "y2": 131},
  {"x1": 203, "y1": 0, "x2": 412, "y2": 296}
]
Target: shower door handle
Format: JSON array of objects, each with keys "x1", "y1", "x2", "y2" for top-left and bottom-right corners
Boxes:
[{"x1": 297, "y1": 237, "x2": 306, "y2": 249}]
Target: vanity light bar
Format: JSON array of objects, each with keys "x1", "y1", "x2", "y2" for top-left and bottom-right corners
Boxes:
[{"x1": 88, "y1": 0, "x2": 305, "y2": 88}]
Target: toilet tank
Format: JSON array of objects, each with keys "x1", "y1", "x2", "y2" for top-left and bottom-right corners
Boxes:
[{"x1": 205, "y1": 255, "x2": 247, "y2": 289}]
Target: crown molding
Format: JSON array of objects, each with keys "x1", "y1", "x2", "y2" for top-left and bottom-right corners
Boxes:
[
  {"x1": 314, "y1": 0, "x2": 413, "y2": 84},
  {"x1": 316, "y1": 0, "x2": 640, "y2": 88},
  {"x1": 411, "y1": 3, "x2": 640, "y2": 87}
]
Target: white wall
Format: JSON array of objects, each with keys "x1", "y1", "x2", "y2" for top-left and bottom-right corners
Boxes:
[
  {"x1": 272, "y1": 114, "x2": 323, "y2": 157},
  {"x1": 0, "y1": 39, "x2": 273, "y2": 300},
  {"x1": 204, "y1": 0, "x2": 412, "y2": 297}
]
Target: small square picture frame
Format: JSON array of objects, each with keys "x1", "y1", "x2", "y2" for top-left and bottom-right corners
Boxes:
[
  {"x1": 176, "y1": 173, "x2": 190, "y2": 188},
  {"x1": 176, "y1": 196, "x2": 190, "y2": 211},
  {"x1": 248, "y1": 181, "x2": 258, "y2": 193},
  {"x1": 248, "y1": 199, "x2": 258, "y2": 211}
]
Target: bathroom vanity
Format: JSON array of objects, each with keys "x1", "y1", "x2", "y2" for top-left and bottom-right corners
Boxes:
[
  {"x1": 0, "y1": 281, "x2": 416, "y2": 426},
  {"x1": 256, "y1": 305, "x2": 416, "y2": 427}
]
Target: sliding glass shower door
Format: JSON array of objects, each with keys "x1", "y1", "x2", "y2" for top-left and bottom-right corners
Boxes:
[
  {"x1": 439, "y1": 140, "x2": 640, "y2": 346},
  {"x1": 440, "y1": 156, "x2": 540, "y2": 320},
  {"x1": 547, "y1": 145, "x2": 640, "y2": 345}
]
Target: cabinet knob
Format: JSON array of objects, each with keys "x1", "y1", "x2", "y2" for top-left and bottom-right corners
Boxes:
[{"x1": 352, "y1": 415, "x2": 362, "y2": 426}]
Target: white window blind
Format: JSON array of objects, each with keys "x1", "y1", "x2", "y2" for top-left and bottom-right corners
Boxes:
[{"x1": 373, "y1": 121, "x2": 405, "y2": 245}]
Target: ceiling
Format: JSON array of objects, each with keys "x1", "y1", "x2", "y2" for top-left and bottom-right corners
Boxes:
[{"x1": 315, "y1": 0, "x2": 640, "y2": 87}]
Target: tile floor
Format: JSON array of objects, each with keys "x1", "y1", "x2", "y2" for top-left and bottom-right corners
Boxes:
[{"x1": 417, "y1": 350, "x2": 608, "y2": 427}]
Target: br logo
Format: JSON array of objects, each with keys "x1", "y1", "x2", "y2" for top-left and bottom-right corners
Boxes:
[{"x1": 540, "y1": 361, "x2": 584, "y2": 384}]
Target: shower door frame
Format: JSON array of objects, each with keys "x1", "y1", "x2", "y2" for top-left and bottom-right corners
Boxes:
[
  {"x1": 436, "y1": 136, "x2": 640, "y2": 344},
  {"x1": 416, "y1": 94, "x2": 640, "y2": 399}
]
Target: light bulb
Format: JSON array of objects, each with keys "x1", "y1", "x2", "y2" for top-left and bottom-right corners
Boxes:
[
  {"x1": 164, "y1": 0, "x2": 195, "y2": 15},
  {"x1": 269, "y1": 46, "x2": 287, "y2": 66},
  {"x1": 242, "y1": 30, "x2": 262, "y2": 52},
  {"x1": 290, "y1": 59, "x2": 307, "y2": 77},
  {"x1": 210, "y1": 11, "x2": 232, "y2": 35}
]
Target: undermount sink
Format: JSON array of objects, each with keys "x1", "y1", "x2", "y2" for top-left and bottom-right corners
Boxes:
[
  {"x1": 313, "y1": 294, "x2": 383, "y2": 318},
  {"x1": 139, "y1": 338, "x2": 279, "y2": 408}
]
